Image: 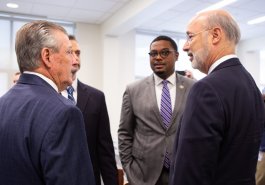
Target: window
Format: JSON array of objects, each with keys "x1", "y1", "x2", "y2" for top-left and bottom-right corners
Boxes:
[
  {"x1": 260, "y1": 50, "x2": 265, "y2": 92},
  {"x1": 0, "y1": 14, "x2": 75, "y2": 96}
]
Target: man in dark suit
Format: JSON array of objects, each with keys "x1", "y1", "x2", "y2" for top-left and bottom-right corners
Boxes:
[
  {"x1": 62, "y1": 35, "x2": 118, "y2": 185},
  {"x1": 169, "y1": 10, "x2": 265, "y2": 185},
  {"x1": 0, "y1": 21, "x2": 95, "y2": 185},
  {"x1": 256, "y1": 93, "x2": 265, "y2": 185}
]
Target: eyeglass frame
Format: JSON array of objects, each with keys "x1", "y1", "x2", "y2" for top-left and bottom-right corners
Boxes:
[
  {"x1": 186, "y1": 28, "x2": 213, "y2": 44},
  {"x1": 148, "y1": 48, "x2": 177, "y2": 59}
]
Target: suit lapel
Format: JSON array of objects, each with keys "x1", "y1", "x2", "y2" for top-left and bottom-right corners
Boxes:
[
  {"x1": 76, "y1": 80, "x2": 90, "y2": 112},
  {"x1": 147, "y1": 75, "x2": 173, "y2": 130},
  {"x1": 146, "y1": 75, "x2": 165, "y2": 128},
  {"x1": 212, "y1": 58, "x2": 240, "y2": 73},
  {"x1": 169, "y1": 74, "x2": 186, "y2": 129}
]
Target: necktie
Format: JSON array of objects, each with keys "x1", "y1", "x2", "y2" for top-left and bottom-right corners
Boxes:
[
  {"x1": 160, "y1": 80, "x2": 172, "y2": 168},
  {"x1": 161, "y1": 80, "x2": 172, "y2": 128},
  {"x1": 66, "y1": 86, "x2": 75, "y2": 103}
]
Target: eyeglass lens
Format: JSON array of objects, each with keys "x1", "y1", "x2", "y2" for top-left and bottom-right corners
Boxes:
[{"x1": 149, "y1": 49, "x2": 173, "y2": 58}]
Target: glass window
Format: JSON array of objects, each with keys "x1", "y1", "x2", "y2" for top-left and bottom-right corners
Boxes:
[
  {"x1": 260, "y1": 50, "x2": 265, "y2": 92},
  {"x1": 12, "y1": 21, "x2": 28, "y2": 70},
  {"x1": 135, "y1": 34, "x2": 153, "y2": 78},
  {"x1": 0, "y1": 72, "x2": 8, "y2": 96},
  {"x1": 0, "y1": 20, "x2": 11, "y2": 69},
  {"x1": 63, "y1": 25, "x2": 74, "y2": 35}
]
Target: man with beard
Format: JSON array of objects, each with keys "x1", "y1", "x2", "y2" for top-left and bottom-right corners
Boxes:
[{"x1": 169, "y1": 10, "x2": 265, "y2": 185}]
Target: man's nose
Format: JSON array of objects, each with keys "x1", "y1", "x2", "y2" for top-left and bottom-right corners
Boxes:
[
  {"x1": 71, "y1": 54, "x2": 78, "y2": 65},
  {"x1": 183, "y1": 41, "x2": 189, "y2": 52}
]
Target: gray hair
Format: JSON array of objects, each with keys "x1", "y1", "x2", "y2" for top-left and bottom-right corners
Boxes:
[
  {"x1": 204, "y1": 11, "x2": 241, "y2": 45},
  {"x1": 15, "y1": 20, "x2": 67, "y2": 72}
]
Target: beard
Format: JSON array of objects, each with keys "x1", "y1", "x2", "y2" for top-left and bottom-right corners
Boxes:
[{"x1": 191, "y1": 41, "x2": 209, "y2": 73}]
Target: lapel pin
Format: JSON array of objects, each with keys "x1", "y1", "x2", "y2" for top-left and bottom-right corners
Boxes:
[{"x1": 179, "y1": 85, "x2": 184, "y2": 89}]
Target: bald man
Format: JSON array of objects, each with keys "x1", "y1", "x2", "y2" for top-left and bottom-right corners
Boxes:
[{"x1": 169, "y1": 10, "x2": 265, "y2": 185}]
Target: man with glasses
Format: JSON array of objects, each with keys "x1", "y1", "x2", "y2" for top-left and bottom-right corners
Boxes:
[
  {"x1": 118, "y1": 35, "x2": 195, "y2": 185},
  {"x1": 169, "y1": 10, "x2": 265, "y2": 185}
]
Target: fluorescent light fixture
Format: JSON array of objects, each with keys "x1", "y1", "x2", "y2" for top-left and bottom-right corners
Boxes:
[
  {"x1": 247, "y1": 16, "x2": 265, "y2": 25},
  {"x1": 199, "y1": 0, "x2": 237, "y2": 13},
  {"x1": 6, "y1": 3, "x2": 19, "y2": 9}
]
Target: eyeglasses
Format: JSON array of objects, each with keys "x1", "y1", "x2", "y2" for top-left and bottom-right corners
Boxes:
[
  {"x1": 148, "y1": 49, "x2": 176, "y2": 58},
  {"x1": 186, "y1": 28, "x2": 212, "y2": 43}
]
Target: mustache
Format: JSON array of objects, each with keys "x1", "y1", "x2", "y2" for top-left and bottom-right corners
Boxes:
[{"x1": 153, "y1": 60, "x2": 164, "y2": 65}]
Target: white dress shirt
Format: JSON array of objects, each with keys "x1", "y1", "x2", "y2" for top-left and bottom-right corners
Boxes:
[
  {"x1": 23, "y1": 71, "x2": 59, "y2": 92},
  {"x1": 61, "y1": 78, "x2": 78, "y2": 103},
  {"x1": 208, "y1": 54, "x2": 238, "y2": 74},
  {"x1": 154, "y1": 72, "x2": 176, "y2": 111}
]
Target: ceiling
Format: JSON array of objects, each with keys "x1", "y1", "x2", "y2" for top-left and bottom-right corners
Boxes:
[{"x1": 1, "y1": 0, "x2": 265, "y2": 40}]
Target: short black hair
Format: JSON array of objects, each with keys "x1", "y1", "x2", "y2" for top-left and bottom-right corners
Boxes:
[
  {"x1": 68, "y1": 35, "x2": 76, "y2": 41},
  {"x1": 150, "y1": 35, "x2": 178, "y2": 52}
]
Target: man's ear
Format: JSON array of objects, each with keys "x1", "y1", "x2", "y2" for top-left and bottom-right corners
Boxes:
[
  {"x1": 41, "y1": 48, "x2": 52, "y2": 68},
  {"x1": 212, "y1": 27, "x2": 222, "y2": 44},
  {"x1": 174, "y1": 51, "x2": 179, "y2": 61}
]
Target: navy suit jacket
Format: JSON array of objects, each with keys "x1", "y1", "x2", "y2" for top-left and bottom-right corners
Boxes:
[
  {"x1": 0, "y1": 74, "x2": 95, "y2": 185},
  {"x1": 76, "y1": 80, "x2": 118, "y2": 185},
  {"x1": 170, "y1": 58, "x2": 265, "y2": 185}
]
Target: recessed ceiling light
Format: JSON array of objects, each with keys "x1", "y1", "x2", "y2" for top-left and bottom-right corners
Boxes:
[
  {"x1": 198, "y1": 0, "x2": 237, "y2": 13},
  {"x1": 247, "y1": 16, "x2": 265, "y2": 25},
  {"x1": 6, "y1": 3, "x2": 19, "y2": 9}
]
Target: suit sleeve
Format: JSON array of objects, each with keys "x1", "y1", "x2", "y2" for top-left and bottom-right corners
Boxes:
[
  {"x1": 170, "y1": 81, "x2": 224, "y2": 185},
  {"x1": 41, "y1": 106, "x2": 95, "y2": 185},
  {"x1": 97, "y1": 94, "x2": 119, "y2": 185},
  {"x1": 118, "y1": 86, "x2": 136, "y2": 176}
]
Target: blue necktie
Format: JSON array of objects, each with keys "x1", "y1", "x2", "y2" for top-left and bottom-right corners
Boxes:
[
  {"x1": 160, "y1": 80, "x2": 172, "y2": 168},
  {"x1": 66, "y1": 86, "x2": 75, "y2": 103}
]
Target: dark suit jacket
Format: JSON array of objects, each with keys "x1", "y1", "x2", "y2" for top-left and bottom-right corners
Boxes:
[
  {"x1": 0, "y1": 74, "x2": 95, "y2": 185},
  {"x1": 170, "y1": 58, "x2": 265, "y2": 185},
  {"x1": 76, "y1": 80, "x2": 118, "y2": 185}
]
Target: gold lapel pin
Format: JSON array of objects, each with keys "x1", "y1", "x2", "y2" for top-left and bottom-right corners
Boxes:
[{"x1": 179, "y1": 85, "x2": 184, "y2": 89}]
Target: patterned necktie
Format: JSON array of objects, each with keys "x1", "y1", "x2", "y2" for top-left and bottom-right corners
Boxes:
[
  {"x1": 160, "y1": 80, "x2": 172, "y2": 168},
  {"x1": 66, "y1": 86, "x2": 75, "y2": 103},
  {"x1": 161, "y1": 80, "x2": 172, "y2": 128}
]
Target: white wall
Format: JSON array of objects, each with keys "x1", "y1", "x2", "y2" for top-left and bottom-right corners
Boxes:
[
  {"x1": 75, "y1": 23, "x2": 103, "y2": 89},
  {"x1": 102, "y1": 31, "x2": 136, "y2": 143},
  {"x1": 237, "y1": 36, "x2": 265, "y2": 87},
  {"x1": 75, "y1": 23, "x2": 136, "y2": 144}
]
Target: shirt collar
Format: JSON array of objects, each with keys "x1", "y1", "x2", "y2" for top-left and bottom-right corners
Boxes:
[
  {"x1": 208, "y1": 54, "x2": 238, "y2": 74},
  {"x1": 23, "y1": 71, "x2": 59, "y2": 92},
  {"x1": 154, "y1": 72, "x2": 176, "y2": 86},
  {"x1": 71, "y1": 78, "x2": 77, "y2": 91}
]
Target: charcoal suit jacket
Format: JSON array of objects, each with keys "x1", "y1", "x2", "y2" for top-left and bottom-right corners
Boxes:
[
  {"x1": 76, "y1": 80, "x2": 118, "y2": 185},
  {"x1": 118, "y1": 73, "x2": 195, "y2": 185}
]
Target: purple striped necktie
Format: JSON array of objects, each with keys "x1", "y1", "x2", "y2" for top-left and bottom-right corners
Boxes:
[{"x1": 160, "y1": 80, "x2": 172, "y2": 168}]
